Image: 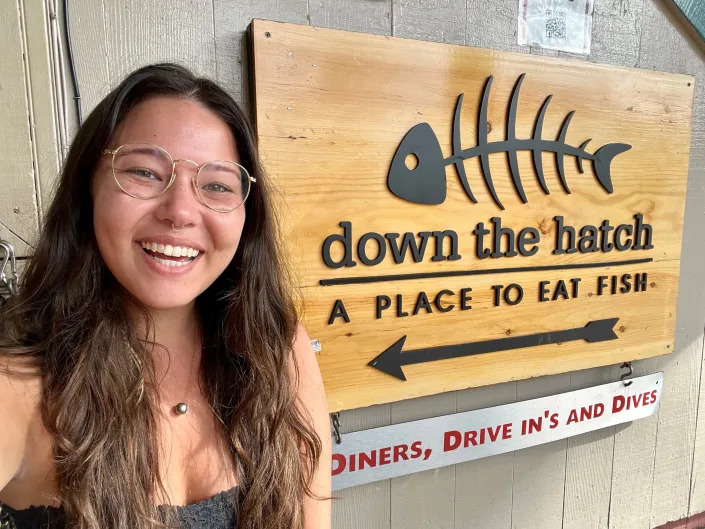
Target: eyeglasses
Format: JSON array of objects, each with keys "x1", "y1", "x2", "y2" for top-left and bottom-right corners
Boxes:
[{"x1": 101, "y1": 143, "x2": 256, "y2": 213}]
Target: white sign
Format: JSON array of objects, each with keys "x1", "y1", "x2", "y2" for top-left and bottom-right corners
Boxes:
[
  {"x1": 518, "y1": 0, "x2": 594, "y2": 54},
  {"x1": 332, "y1": 373, "x2": 662, "y2": 490}
]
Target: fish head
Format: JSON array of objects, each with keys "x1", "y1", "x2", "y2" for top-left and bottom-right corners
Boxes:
[{"x1": 387, "y1": 122, "x2": 447, "y2": 205}]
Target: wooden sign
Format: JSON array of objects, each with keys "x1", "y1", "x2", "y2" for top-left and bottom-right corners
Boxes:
[{"x1": 250, "y1": 19, "x2": 694, "y2": 412}]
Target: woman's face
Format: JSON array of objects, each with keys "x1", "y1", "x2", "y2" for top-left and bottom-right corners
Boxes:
[{"x1": 92, "y1": 96, "x2": 246, "y2": 311}]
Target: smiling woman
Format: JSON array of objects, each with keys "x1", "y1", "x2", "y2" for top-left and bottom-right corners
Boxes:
[
  {"x1": 92, "y1": 96, "x2": 250, "y2": 310},
  {"x1": 0, "y1": 64, "x2": 331, "y2": 529}
]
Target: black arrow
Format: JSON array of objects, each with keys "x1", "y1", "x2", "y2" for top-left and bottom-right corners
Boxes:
[{"x1": 368, "y1": 318, "x2": 620, "y2": 381}]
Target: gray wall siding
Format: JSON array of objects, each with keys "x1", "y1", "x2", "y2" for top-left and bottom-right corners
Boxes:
[{"x1": 2, "y1": 1, "x2": 704, "y2": 527}]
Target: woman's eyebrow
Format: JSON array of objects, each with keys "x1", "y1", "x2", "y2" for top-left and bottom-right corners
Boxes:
[
  {"x1": 205, "y1": 162, "x2": 240, "y2": 173},
  {"x1": 119, "y1": 145, "x2": 164, "y2": 156}
]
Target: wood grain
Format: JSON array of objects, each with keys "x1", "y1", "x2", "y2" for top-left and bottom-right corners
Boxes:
[
  {"x1": 454, "y1": 381, "x2": 516, "y2": 529},
  {"x1": 252, "y1": 19, "x2": 693, "y2": 412},
  {"x1": 621, "y1": 2, "x2": 705, "y2": 526},
  {"x1": 562, "y1": 367, "x2": 616, "y2": 529},
  {"x1": 213, "y1": 0, "x2": 309, "y2": 112},
  {"x1": 330, "y1": 403, "x2": 392, "y2": 529},
  {"x1": 511, "y1": 374, "x2": 571, "y2": 529},
  {"x1": 21, "y1": 0, "x2": 61, "y2": 219},
  {"x1": 0, "y1": 0, "x2": 40, "y2": 258}
]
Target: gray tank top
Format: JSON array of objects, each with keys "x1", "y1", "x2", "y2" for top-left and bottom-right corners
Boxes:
[{"x1": 0, "y1": 487, "x2": 238, "y2": 529}]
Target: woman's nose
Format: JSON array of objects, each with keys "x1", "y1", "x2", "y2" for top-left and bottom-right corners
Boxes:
[{"x1": 155, "y1": 163, "x2": 200, "y2": 227}]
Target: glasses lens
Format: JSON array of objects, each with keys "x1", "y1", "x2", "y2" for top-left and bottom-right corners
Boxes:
[
  {"x1": 112, "y1": 144, "x2": 172, "y2": 198},
  {"x1": 198, "y1": 161, "x2": 250, "y2": 212}
]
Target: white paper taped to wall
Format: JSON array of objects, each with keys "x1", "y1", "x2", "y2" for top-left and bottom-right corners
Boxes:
[{"x1": 518, "y1": 0, "x2": 594, "y2": 54}]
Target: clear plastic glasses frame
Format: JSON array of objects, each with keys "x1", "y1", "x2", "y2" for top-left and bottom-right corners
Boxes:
[{"x1": 101, "y1": 143, "x2": 256, "y2": 213}]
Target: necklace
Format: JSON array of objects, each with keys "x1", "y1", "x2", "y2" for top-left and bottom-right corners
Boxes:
[
  {"x1": 157, "y1": 340, "x2": 201, "y2": 417},
  {"x1": 174, "y1": 349, "x2": 200, "y2": 415}
]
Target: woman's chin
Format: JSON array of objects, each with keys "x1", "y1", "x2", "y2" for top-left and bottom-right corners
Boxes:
[{"x1": 128, "y1": 290, "x2": 199, "y2": 312}]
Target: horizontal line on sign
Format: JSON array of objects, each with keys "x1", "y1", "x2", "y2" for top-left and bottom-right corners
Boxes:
[{"x1": 318, "y1": 257, "x2": 654, "y2": 286}]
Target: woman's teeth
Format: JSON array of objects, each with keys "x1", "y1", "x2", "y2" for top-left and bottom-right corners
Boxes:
[{"x1": 140, "y1": 241, "x2": 200, "y2": 267}]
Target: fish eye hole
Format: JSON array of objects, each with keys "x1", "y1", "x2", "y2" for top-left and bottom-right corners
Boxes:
[{"x1": 405, "y1": 152, "x2": 419, "y2": 170}]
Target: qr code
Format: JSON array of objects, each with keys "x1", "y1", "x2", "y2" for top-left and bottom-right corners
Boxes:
[{"x1": 545, "y1": 9, "x2": 567, "y2": 39}]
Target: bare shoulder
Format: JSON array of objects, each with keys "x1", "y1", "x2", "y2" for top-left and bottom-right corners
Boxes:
[
  {"x1": 0, "y1": 356, "x2": 41, "y2": 491},
  {"x1": 290, "y1": 324, "x2": 327, "y2": 409},
  {"x1": 290, "y1": 325, "x2": 332, "y2": 527}
]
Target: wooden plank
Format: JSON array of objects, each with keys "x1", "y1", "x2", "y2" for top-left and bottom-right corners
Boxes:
[
  {"x1": 453, "y1": 9, "x2": 525, "y2": 528},
  {"x1": 454, "y1": 382, "x2": 516, "y2": 529},
  {"x1": 607, "y1": 360, "x2": 659, "y2": 529},
  {"x1": 0, "y1": 0, "x2": 40, "y2": 258},
  {"x1": 252, "y1": 19, "x2": 693, "y2": 412},
  {"x1": 21, "y1": 0, "x2": 61, "y2": 218},
  {"x1": 102, "y1": 0, "x2": 217, "y2": 88},
  {"x1": 309, "y1": 0, "x2": 391, "y2": 37},
  {"x1": 466, "y1": 0, "x2": 529, "y2": 53},
  {"x1": 451, "y1": 11, "x2": 565, "y2": 528},
  {"x1": 562, "y1": 6, "x2": 645, "y2": 527},
  {"x1": 510, "y1": 373, "x2": 571, "y2": 529},
  {"x1": 331, "y1": 404, "x2": 392, "y2": 529},
  {"x1": 562, "y1": 367, "x2": 617, "y2": 529},
  {"x1": 689, "y1": 337, "x2": 705, "y2": 516},
  {"x1": 213, "y1": 0, "x2": 308, "y2": 110},
  {"x1": 68, "y1": 0, "x2": 110, "y2": 120},
  {"x1": 390, "y1": 393, "x2": 456, "y2": 529},
  {"x1": 591, "y1": 0, "x2": 646, "y2": 67},
  {"x1": 635, "y1": 2, "x2": 705, "y2": 527},
  {"x1": 392, "y1": 0, "x2": 465, "y2": 44},
  {"x1": 384, "y1": 6, "x2": 456, "y2": 528}
]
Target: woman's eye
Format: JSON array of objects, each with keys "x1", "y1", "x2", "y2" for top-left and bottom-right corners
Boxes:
[
  {"x1": 202, "y1": 183, "x2": 232, "y2": 193},
  {"x1": 129, "y1": 168, "x2": 161, "y2": 180}
]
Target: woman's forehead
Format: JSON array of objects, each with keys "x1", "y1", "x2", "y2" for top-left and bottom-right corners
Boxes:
[{"x1": 110, "y1": 96, "x2": 240, "y2": 163}]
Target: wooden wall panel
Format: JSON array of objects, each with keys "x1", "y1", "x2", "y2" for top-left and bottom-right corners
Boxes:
[
  {"x1": 104, "y1": 1, "x2": 216, "y2": 84},
  {"x1": 390, "y1": 394, "x2": 456, "y2": 529},
  {"x1": 510, "y1": 374, "x2": 571, "y2": 529},
  {"x1": 0, "y1": 0, "x2": 40, "y2": 258},
  {"x1": 628, "y1": 2, "x2": 705, "y2": 527},
  {"x1": 213, "y1": 0, "x2": 308, "y2": 111},
  {"x1": 20, "y1": 0, "x2": 60, "y2": 218},
  {"x1": 392, "y1": 0, "x2": 465, "y2": 44},
  {"x1": 387, "y1": 6, "x2": 458, "y2": 529},
  {"x1": 454, "y1": 382, "x2": 516, "y2": 529},
  {"x1": 562, "y1": 368, "x2": 617, "y2": 529},
  {"x1": 689, "y1": 334, "x2": 705, "y2": 516},
  {"x1": 465, "y1": 0, "x2": 528, "y2": 54},
  {"x1": 330, "y1": 403, "x2": 392, "y2": 529},
  {"x1": 69, "y1": 0, "x2": 110, "y2": 120},
  {"x1": 563, "y1": 5, "x2": 646, "y2": 528},
  {"x1": 311, "y1": 0, "x2": 391, "y2": 38}
]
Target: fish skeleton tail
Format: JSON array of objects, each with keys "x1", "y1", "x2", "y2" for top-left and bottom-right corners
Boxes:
[{"x1": 592, "y1": 143, "x2": 632, "y2": 193}]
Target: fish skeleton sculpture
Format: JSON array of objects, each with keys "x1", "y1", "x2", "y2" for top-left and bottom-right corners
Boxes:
[{"x1": 387, "y1": 74, "x2": 632, "y2": 210}]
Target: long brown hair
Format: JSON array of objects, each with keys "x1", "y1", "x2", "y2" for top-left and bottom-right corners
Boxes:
[{"x1": 0, "y1": 63, "x2": 322, "y2": 528}]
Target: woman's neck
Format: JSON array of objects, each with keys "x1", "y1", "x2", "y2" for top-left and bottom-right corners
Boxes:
[
  {"x1": 149, "y1": 303, "x2": 199, "y2": 349},
  {"x1": 139, "y1": 302, "x2": 202, "y2": 389}
]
